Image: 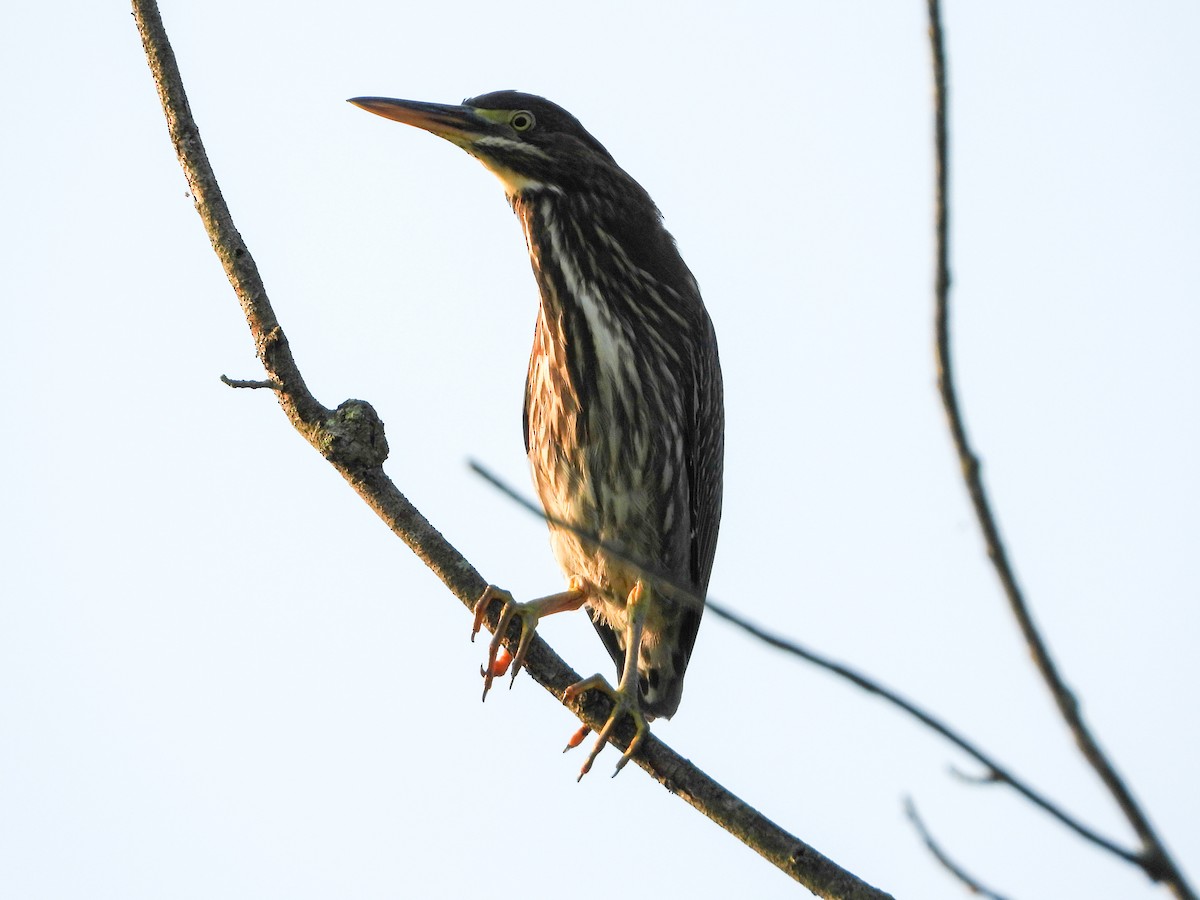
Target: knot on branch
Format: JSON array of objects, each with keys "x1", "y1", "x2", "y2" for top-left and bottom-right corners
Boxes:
[{"x1": 322, "y1": 399, "x2": 389, "y2": 470}]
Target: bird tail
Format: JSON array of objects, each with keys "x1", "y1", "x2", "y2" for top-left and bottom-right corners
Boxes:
[{"x1": 590, "y1": 603, "x2": 699, "y2": 721}]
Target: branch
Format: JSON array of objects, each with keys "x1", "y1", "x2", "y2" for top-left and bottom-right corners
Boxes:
[
  {"x1": 904, "y1": 799, "x2": 1011, "y2": 900},
  {"x1": 926, "y1": 3, "x2": 1194, "y2": 898},
  {"x1": 131, "y1": 2, "x2": 893, "y2": 897},
  {"x1": 221, "y1": 374, "x2": 281, "y2": 390},
  {"x1": 704, "y1": 598, "x2": 1143, "y2": 865}
]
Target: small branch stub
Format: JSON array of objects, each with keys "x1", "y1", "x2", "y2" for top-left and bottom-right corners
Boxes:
[{"x1": 221, "y1": 374, "x2": 281, "y2": 390}]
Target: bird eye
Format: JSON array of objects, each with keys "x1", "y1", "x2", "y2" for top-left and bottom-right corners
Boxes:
[{"x1": 509, "y1": 110, "x2": 536, "y2": 132}]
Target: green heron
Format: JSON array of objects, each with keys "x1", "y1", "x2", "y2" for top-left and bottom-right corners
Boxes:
[{"x1": 350, "y1": 91, "x2": 723, "y2": 777}]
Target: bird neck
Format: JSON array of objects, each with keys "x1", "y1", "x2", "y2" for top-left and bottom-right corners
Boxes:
[{"x1": 510, "y1": 188, "x2": 697, "y2": 330}]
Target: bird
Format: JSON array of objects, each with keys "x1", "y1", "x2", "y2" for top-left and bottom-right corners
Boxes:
[{"x1": 350, "y1": 91, "x2": 723, "y2": 778}]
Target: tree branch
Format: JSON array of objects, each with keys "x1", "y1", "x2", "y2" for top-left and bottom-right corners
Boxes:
[
  {"x1": 704, "y1": 597, "x2": 1144, "y2": 866},
  {"x1": 131, "y1": 1, "x2": 893, "y2": 896},
  {"x1": 221, "y1": 374, "x2": 281, "y2": 390},
  {"x1": 904, "y1": 799, "x2": 1012, "y2": 900},
  {"x1": 926, "y1": 3, "x2": 1194, "y2": 897}
]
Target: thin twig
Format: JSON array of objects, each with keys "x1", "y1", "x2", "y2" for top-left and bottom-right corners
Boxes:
[
  {"x1": 948, "y1": 765, "x2": 1002, "y2": 786},
  {"x1": 904, "y1": 798, "x2": 1012, "y2": 900},
  {"x1": 131, "y1": 2, "x2": 893, "y2": 896},
  {"x1": 926, "y1": 2, "x2": 1193, "y2": 897},
  {"x1": 221, "y1": 374, "x2": 281, "y2": 390},
  {"x1": 704, "y1": 599, "x2": 1144, "y2": 865}
]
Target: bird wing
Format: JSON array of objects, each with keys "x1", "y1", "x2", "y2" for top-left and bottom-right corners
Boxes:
[
  {"x1": 675, "y1": 311, "x2": 725, "y2": 667},
  {"x1": 688, "y1": 315, "x2": 725, "y2": 595}
]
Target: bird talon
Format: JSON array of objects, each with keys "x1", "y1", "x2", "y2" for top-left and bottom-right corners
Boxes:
[
  {"x1": 473, "y1": 583, "x2": 588, "y2": 701},
  {"x1": 471, "y1": 585, "x2": 510, "y2": 643},
  {"x1": 482, "y1": 647, "x2": 513, "y2": 680},
  {"x1": 562, "y1": 674, "x2": 649, "y2": 779},
  {"x1": 563, "y1": 725, "x2": 591, "y2": 752},
  {"x1": 473, "y1": 587, "x2": 552, "y2": 700}
]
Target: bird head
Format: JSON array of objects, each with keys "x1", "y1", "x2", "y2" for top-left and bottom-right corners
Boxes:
[{"x1": 349, "y1": 91, "x2": 618, "y2": 198}]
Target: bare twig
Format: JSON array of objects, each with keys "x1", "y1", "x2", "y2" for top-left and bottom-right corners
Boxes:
[
  {"x1": 948, "y1": 765, "x2": 1002, "y2": 786},
  {"x1": 705, "y1": 598, "x2": 1144, "y2": 865},
  {"x1": 221, "y1": 374, "x2": 281, "y2": 390},
  {"x1": 131, "y1": 2, "x2": 894, "y2": 896},
  {"x1": 926, "y1": 2, "x2": 1194, "y2": 897},
  {"x1": 904, "y1": 798, "x2": 1012, "y2": 900}
]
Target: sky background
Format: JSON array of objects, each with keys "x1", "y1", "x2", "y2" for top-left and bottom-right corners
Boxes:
[{"x1": 3, "y1": 2, "x2": 1198, "y2": 898}]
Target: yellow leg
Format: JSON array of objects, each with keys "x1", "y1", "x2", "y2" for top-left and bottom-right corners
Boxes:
[
  {"x1": 562, "y1": 581, "x2": 650, "y2": 780},
  {"x1": 471, "y1": 578, "x2": 588, "y2": 700}
]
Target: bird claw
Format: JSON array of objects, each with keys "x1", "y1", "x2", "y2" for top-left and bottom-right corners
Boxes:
[
  {"x1": 562, "y1": 674, "x2": 649, "y2": 780},
  {"x1": 563, "y1": 725, "x2": 591, "y2": 751},
  {"x1": 471, "y1": 582, "x2": 590, "y2": 701},
  {"x1": 479, "y1": 646, "x2": 513, "y2": 679},
  {"x1": 471, "y1": 585, "x2": 543, "y2": 700},
  {"x1": 470, "y1": 584, "x2": 509, "y2": 643}
]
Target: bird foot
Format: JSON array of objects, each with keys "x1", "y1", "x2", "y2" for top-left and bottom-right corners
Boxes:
[
  {"x1": 471, "y1": 581, "x2": 588, "y2": 700},
  {"x1": 562, "y1": 674, "x2": 649, "y2": 781},
  {"x1": 482, "y1": 646, "x2": 514, "y2": 679},
  {"x1": 471, "y1": 586, "x2": 541, "y2": 700}
]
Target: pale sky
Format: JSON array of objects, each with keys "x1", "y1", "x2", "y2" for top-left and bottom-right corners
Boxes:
[{"x1": 2, "y1": 2, "x2": 1197, "y2": 898}]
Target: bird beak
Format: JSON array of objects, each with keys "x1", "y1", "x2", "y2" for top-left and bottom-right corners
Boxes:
[
  {"x1": 349, "y1": 95, "x2": 544, "y2": 197},
  {"x1": 348, "y1": 97, "x2": 487, "y2": 147}
]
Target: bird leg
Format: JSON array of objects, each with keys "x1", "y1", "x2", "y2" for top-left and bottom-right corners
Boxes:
[
  {"x1": 562, "y1": 580, "x2": 650, "y2": 780},
  {"x1": 471, "y1": 578, "x2": 588, "y2": 700}
]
